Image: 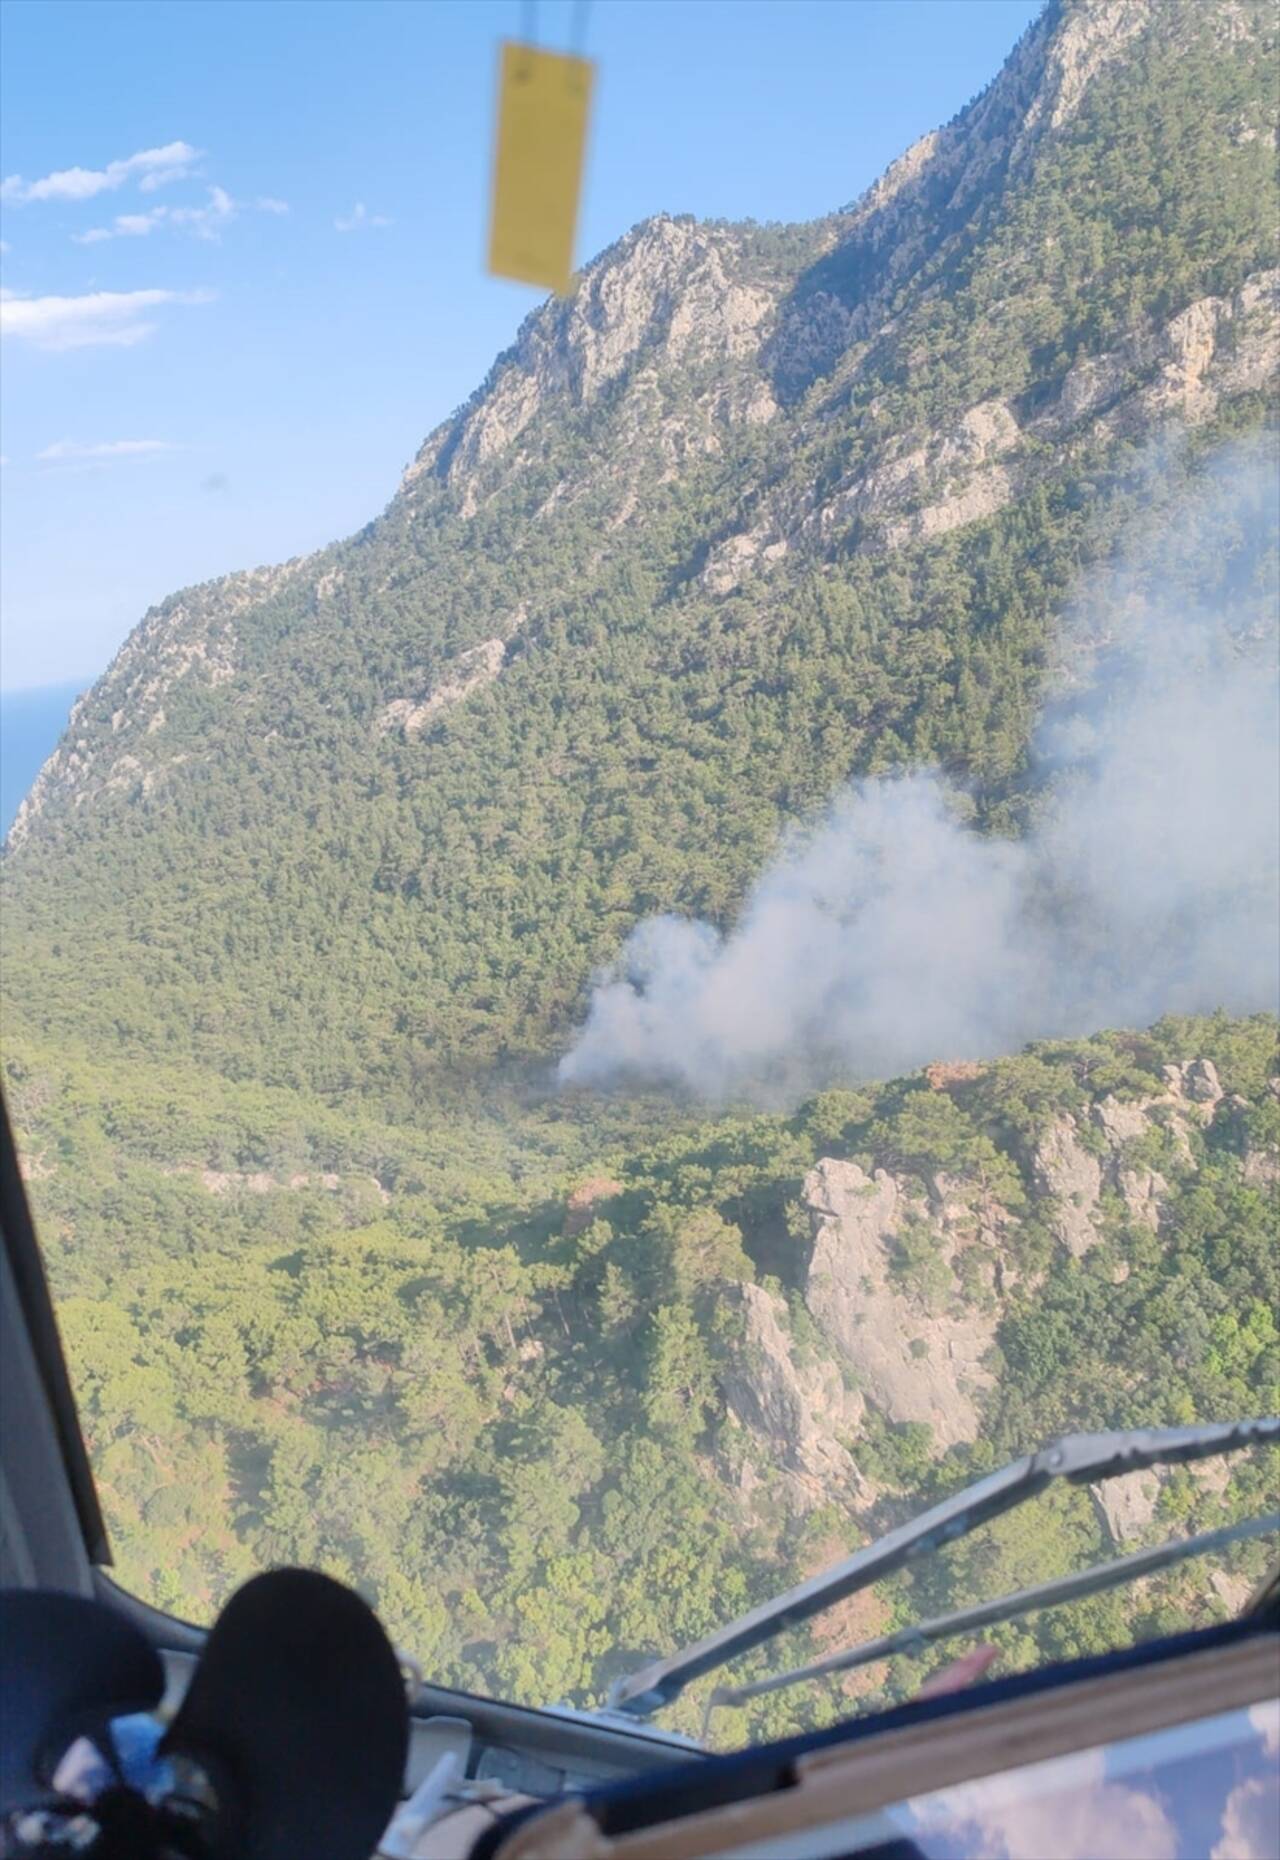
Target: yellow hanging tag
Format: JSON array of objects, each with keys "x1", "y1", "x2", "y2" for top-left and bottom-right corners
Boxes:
[{"x1": 488, "y1": 41, "x2": 594, "y2": 296}]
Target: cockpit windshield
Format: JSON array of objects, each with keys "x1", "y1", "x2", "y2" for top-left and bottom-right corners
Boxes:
[{"x1": 1, "y1": 0, "x2": 1277, "y2": 1752}]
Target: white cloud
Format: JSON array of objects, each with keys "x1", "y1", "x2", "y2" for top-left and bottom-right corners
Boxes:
[
  {"x1": 1249, "y1": 1700, "x2": 1280, "y2": 1759},
  {"x1": 255, "y1": 196, "x2": 289, "y2": 215},
  {"x1": 74, "y1": 185, "x2": 236, "y2": 245},
  {"x1": 172, "y1": 184, "x2": 234, "y2": 233},
  {"x1": 138, "y1": 163, "x2": 196, "y2": 194},
  {"x1": 1210, "y1": 1704, "x2": 1280, "y2": 1859},
  {"x1": 0, "y1": 287, "x2": 212, "y2": 351},
  {"x1": 1, "y1": 141, "x2": 201, "y2": 204},
  {"x1": 913, "y1": 1751, "x2": 1179, "y2": 1860},
  {"x1": 38, "y1": 438, "x2": 178, "y2": 462},
  {"x1": 0, "y1": 240, "x2": 9, "y2": 255},
  {"x1": 1213, "y1": 1776, "x2": 1279, "y2": 1860},
  {"x1": 74, "y1": 213, "x2": 160, "y2": 245},
  {"x1": 335, "y1": 201, "x2": 391, "y2": 232}
]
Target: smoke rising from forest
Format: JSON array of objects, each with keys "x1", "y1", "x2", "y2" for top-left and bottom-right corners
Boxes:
[{"x1": 559, "y1": 437, "x2": 1280, "y2": 1100}]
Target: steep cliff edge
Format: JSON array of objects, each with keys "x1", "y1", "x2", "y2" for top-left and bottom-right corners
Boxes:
[{"x1": 720, "y1": 1038, "x2": 1279, "y2": 1512}]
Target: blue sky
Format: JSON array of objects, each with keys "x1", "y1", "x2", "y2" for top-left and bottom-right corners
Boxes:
[{"x1": 0, "y1": 0, "x2": 1041, "y2": 693}]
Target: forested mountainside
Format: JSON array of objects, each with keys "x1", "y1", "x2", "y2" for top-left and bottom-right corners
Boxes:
[
  {"x1": 15, "y1": 1014, "x2": 1279, "y2": 1741},
  {"x1": 1, "y1": 0, "x2": 1277, "y2": 1738},
  {"x1": 5, "y1": 0, "x2": 1277, "y2": 1093}
]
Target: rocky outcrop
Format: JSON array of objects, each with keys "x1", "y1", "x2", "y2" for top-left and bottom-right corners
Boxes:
[
  {"x1": 175, "y1": 1167, "x2": 390, "y2": 1204},
  {"x1": 720, "y1": 1045, "x2": 1275, "y2": 1507},
  {"x1": 721, "y1": 1281, "x2": 867, "y2": 1511},
  {"x1": 1038, "y1": 270, "x2": 1279, "y2": 440},
  {"x1": 798, "y1": 1159, "x2": 998, "y2": 1450},
  {"x1": 377, "y1": 638, "x2": 507, "y2": 736},
  {"x1": 1209, "y1": 1569, "x2": 1255, "y2": 1615},
  {"x1": 1090, "y1": 1468, "x2": 1161, "y2": 1545},
  {"x1": 1178, "y1": 1058, "x2": 1224, "y2": 1106},
  {"x1": 1241, "y1": 1147, "x2": 1279, "y2": 1189},
  {"x1": 706, "y1": 270, "x2": 1279, "y2": 592},
  {"x1": 404, "y1": 217, "x2": 778, "y2": 512},
  {"x1": 763, "y1": 7, "x2": 1057, "y2": 398},
  {"x1": 1032, "y1": 1117, "x2": 1105, "y2": 1256},
  {"x1": 763, "y1": 0, "x2": 1233, "y2": 405},
  {"x1": 6, "y1": 560, "x2": 306, "y2": 849},
  {"x1": 1026, "y1": 1058, "x2": 1244, "y2": 1251}
]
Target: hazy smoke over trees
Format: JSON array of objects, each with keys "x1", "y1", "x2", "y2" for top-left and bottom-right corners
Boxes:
[{"x1": 559, "y1": 438, "x2": 1280, "y2": 1099}]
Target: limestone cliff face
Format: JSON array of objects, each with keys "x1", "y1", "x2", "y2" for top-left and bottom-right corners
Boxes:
[
  {"x1": 8, "y1": 0, "x2": 1274, "y2": 853},
  {"x1": 1031, "y1": 1058, "x2": 1229, "y2": 1255},
  {"x1": 405, "y1": 216, "x2": 780, "y2": 513},
  {"x1": 720, "y1": 1281, "x2": 867, "y2": 1512},
  {"x1": 376, "y1": 639, "x2": 508, "y2": 739},
  {"x1": 799, "y1": 1159, "x2": 999, "y2": 1452},
  {"x1": 8, "y1": 562, "x2": 305, "y2": 847},
  {"x1": 702, "y1": 266, "x2": 1279, "y2": 590},
  {"x1": 720, "y1": 1052, "x2": 1277, "y2": 1503}
]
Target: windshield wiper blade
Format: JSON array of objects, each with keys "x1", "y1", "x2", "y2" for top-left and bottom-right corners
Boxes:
[
  {"x1": 606, "y1": 1417, "x2": 1279, "y2": 1718},
  {"x1": 707, "y1": 1509, "x2": 1279, "y2": 1720}
]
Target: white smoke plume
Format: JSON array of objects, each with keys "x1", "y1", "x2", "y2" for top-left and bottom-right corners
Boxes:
[{"x1": 559, "y1": 437, "x2": 1280, "y2": 1099}]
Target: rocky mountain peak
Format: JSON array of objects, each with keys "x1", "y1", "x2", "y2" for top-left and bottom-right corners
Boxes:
[
  {"x1": 404, "y1": 1, "x2": 1247, "y2": 522},
  {"x1": 402, "y1": 214, "x2": 777, "y2": 509}
]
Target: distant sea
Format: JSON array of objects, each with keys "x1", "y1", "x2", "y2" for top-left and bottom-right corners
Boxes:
[{"x1": 1, "y1": 680, "x2": 86, "y2": 838}]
